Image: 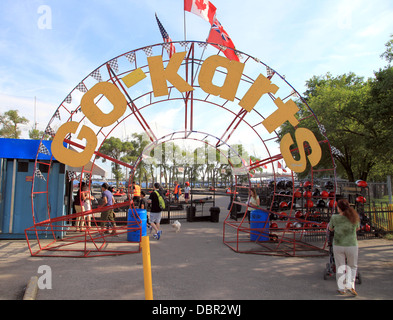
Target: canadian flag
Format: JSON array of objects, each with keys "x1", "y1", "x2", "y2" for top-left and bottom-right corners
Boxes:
[{"x1": 184, "y1": 0, "x2": 217, "y2": 24}]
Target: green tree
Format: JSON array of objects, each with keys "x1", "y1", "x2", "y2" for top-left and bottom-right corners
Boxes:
[
  {"x1": 129, "y1": 133, "x2": 150, "y2": 186},
  {"x1": 381, "y1": 34, "x2": 393, "y2": 64},
  {"x1": 280, "y1": 73, "x2": 378, "y2": 182},
  {"x1": 29, "y1": 128, "x2": 45, "y2": 140},
  {"x1": 365, "y1": 65, "x2": 393, "y2": 180},
  {"x1": 0, "y1": 110, "x2": 29, "y2": 139},
  {"x1": 99, "y1": 137, "x2": 134, "y2": 187}
]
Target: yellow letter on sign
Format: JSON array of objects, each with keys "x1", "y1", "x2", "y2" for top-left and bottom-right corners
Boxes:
[
  {"x1": 198, "y1": 55, "x2": 245, "y2": 101},
  {"x1": 239, "y1": 74, "x2": 279, "y2": 112},
  {"x1": 148, "y1": 52, "x2": 194, "y2": 97},
  {"x1": 280, "y1": 128, "x2": 322, "y2": 173},
  {"x1": 51, "y1": 122, "x2": 98, "y2": 168},
  {"x1": 262, "y1": 98, "x2": 299, "y2": 134},
  {"x1": 81, "y1": 82, "x2": 128, "y2": 128}
]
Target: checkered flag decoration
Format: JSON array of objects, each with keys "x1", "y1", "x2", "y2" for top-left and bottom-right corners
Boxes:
[
  {"x1": 179, "y1": 41, "x2": 188, "y2": 49},
  {"x1": 67, "y1": 171, "x2": 77, "y2": 182},
  {"x1": 125, "y1": 52, "x2": 136, "y2": 64},
  {"x1": 331, "y1": 146, "x2": 344, "y2": 157},
  {"x1": 65, "y1": 94, "x2": 72, "y2": 104},
  {"x1": 45, "y1": 125, "x2": 56, "y2": 137},
  {"x1": 54, "y1": 109, "x2": 61, "y2": 121},
  {"x1": 77, "y1": 82, "x2": 88, "y2": 93},
  {"x1": 267, "y1": 67, "x2": 275, "y2": 79},
  {"x1": 218, "y1": 44, "x2": 227, "y2": 52},
  {"x1": 38, "y1": 143, "x2": 51, "y2": 156},
  {"x1": 84, "y1": 173, "x2": 91, "y2": 182},
  {"x1": 35, "y1": 168, "x2": 46, "y2": 181},
  {"x1": 318, "y1": 124, "x2": 327, "y2": 137},
  {"x1": 90, "y1": 69, "x2": 102, "y2": 82},
  {"x1": 142, "y1": 46, "x2": 153, "y2": 57},
  {"x1": 108, "y1": 59, "x2": 119, "y2": 73}
]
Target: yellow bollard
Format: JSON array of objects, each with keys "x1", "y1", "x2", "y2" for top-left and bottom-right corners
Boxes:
[{"x1": 141, "y1": 235, "x2": 153, "y2": 300}]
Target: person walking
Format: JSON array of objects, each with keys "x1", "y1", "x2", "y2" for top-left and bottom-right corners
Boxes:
[
  {"x1": 99, "y1": 183, "x2": 117, "y2": 235},
  {"x1": 148, "y1": 183, "x2": 164, "y2": 240},
  {"x1": 328, "y1": 199, "x2": 360, "y2": 296}
]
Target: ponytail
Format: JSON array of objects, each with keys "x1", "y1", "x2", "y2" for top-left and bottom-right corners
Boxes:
[{"x1": 337, "y1": 199, "x2": 360, "y2": 225}]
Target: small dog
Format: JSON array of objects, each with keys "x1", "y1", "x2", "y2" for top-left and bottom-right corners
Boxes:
[{"x1": 171, "y1": 220, "x2": 181, "y2": 233}]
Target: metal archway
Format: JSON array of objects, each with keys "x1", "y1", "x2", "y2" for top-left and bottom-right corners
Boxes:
[{"x1": 26, "y1": 40, "x2": 336, "y2": 257}]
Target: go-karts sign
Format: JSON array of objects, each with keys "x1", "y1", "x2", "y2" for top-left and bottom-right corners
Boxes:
[{"x1": 52, "y1": 51, "x2": 322, "y2": 173}]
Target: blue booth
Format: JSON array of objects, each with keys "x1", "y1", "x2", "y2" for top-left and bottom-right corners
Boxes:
[{"x1": 0, "y1": 139, "x2": 67, "y2": 239}]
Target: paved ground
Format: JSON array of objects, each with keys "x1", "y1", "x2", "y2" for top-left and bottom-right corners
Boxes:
[{"x1": 1, "y1": 196, "x2": 393, "y2": 301}]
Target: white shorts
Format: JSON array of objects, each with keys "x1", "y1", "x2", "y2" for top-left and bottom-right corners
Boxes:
[{"x1": 150, "y1": 212, "x2": 162, "y2": 224}]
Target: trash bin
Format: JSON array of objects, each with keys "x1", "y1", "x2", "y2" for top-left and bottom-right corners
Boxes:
[
  {"x1": 127, "y1": 208, "x2": 147, "y2": 242},
  {"x1": 186, "y1": 206, "x2": 196, "y2": 222},
  {"x1": 210, "y1": 207, "x2": 220, "y2": 223},
  {"x1": 250, "y1": 209, "x2": 269, "y2": 242}
]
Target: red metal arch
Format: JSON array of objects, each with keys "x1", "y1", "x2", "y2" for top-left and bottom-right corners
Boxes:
[{"x1": 27, "y1": 40, "x2": 336, "y2": 257}]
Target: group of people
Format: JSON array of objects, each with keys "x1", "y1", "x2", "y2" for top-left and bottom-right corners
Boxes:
[
  {"x1": 73, "y1": 180, "x2": 189, "y2": 241},
  {"x1": 73, "y1": 182, "x2": 118, "y2": 235}
]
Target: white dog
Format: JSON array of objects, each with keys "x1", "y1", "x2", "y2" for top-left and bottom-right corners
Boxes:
[{"x1": 171, "y1": 220, "x2": 181, "y2": 233}]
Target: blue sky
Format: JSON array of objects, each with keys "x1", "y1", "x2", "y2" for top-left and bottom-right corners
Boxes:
[{"x1": 0, "y1": 0, "x2": 392, "y2": 144}]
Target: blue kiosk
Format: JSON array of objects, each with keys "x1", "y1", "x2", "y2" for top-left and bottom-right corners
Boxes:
[{"x1": 0, "y1": 139, "x2": 67, "y2": 239}]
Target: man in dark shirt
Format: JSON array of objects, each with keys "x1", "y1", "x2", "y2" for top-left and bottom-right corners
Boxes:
[{"x1": 149, "y1": 183, "x2": 163, "y2": 240}]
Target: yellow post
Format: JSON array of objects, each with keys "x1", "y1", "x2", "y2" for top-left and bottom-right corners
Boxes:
[{"x1": 141, "y1": 235, "x2": 153, "y2": 300}]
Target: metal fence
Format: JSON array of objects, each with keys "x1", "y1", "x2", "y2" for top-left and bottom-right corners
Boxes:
[{"x1": 106, "y1": 190, "x2": 221, "y2": 225}]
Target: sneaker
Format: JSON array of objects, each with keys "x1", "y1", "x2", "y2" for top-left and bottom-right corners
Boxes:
[
  {"x1": 348, "y1": 288, "x2": 358, "y2": 296},
  {"x1": 153, "y1": 233, "x2": 158, "y2": 240},
  {"x1": 157, "y1": 230, "x2": 162, "y2": 240},
  {"x1": 337, "y1": 289, "x2": 346, "y2": 295}
]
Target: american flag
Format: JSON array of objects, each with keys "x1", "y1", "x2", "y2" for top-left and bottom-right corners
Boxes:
[{"x1": 155, "y1": 14, "x2": 176, "y2": 58}]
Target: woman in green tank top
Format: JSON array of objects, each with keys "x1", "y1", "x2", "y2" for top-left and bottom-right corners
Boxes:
[{"x1": 328, "y1": 199, "x2": 360, "y2": 296}]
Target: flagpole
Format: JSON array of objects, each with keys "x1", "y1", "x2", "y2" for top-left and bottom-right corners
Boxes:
[
  {"x1": 183, "y1": 1, "x2": 187, "y2": 41},
  {"x1": 190, "y1": 14, "x2": 215, "y2": 84},
  {"x1": 205, "y1": 13, "x2": 216, "y2": 42}
]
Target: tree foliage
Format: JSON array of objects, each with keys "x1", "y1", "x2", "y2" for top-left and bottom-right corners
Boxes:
[
  {"x1": 279, "y1": 64, "x2": 393, "y2": 182},
  {"x1": 0, "y1": 110, "x2": 29, "y2": 139}
]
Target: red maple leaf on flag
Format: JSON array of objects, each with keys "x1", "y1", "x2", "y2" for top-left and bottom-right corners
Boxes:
[
  {"x1": 195, "y1": 0, "x2": 207, "y2": 11},
  {"x1": 184, "y1": 0, "x2": 216, "y2": 24}
]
